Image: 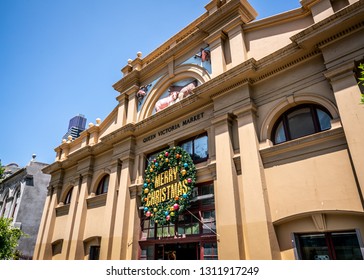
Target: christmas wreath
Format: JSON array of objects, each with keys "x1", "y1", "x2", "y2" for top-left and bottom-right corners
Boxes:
[{"x1": 142, "y1": 146, "x2": 196, "y2": 225}]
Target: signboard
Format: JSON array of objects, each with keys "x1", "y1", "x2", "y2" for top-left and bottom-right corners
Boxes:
[{"x1": 142, "y1": 146, "x2": 196, "y2": 225}]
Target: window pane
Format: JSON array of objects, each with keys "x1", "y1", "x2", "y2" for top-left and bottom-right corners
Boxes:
[
  {"x1": 332, "y1": 232, "x2": 363, "y2": 260},
  {"x1": 89, "y1": 246, "x2": 100, "y2": 260},
  {"x1": 140, "y1": 245, "x2": 154, "y2": 260},
  {"x1": 287, "y1": 108, "x2": 315, "y2": 140},
  {"x1": 148, "y1": 226, "x2": 155, "y2": 238},
  {"x1": 204, "y1": 243, "x2": 218, "y2": 260},
  {"x1": 298, "y1": 234, "x2": 330, "y2": 260},
  {"x1": 274, "y1": 121, "x2": 286, "y2": 144},
  {"x1": 185, "y1": 226, "x2": 192, "y2": 235},
  {"x1": 317, "y1": 109, "x2": 331, "y2": 131},
  {"x1": 194, "y1": 135, "x2": 208, "y2": 161},
  {"x1": 181, "y1": 141, "x2": 193, "y2": 156},
  {"x1": 103, "y1": 175, "x2": 109, "y2": 193}
]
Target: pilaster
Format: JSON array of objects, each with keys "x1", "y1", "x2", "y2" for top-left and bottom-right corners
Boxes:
[
  {"x1": 33, "y1": 186, "x2": 53, "y2": 259},
  {"x1": 211, "y1": 113, "x2": 243, "y2": 259},
  {"x1": 58, "y1": 176, "x2": 80, "y2": 260},
  {"x1": 116, "y1": 93, "x2": 128, "y2": 128},
  {"x1": 67, "y1": 172, "x2": 93, "y2": 259},
  {"x1": 234, "y1": 104, "x2": 281, "y2": 260},
  {"x1": 99, "y1": 159, "x2": 122, "y2": 259},
  {"x1": 126, "y1": 85, "x2": 139, "y2": 124},
  {"x1": 205, "y1": 32, "x2": 227, "y2": 78},
  {"x1": 111, "y1": 157, "x2": 134, "y2": 259},
  {"x1": 226, "y1": 17, "x2": 247, "y2": 67},
  {"x1": 325, "y1": 62, "x2": 364, "y2": 200},
  {"x1": 35, "y1": 185, "x2": 58, "y2": 259}
]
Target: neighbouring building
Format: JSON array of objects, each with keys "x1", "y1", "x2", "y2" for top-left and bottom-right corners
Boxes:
[
  {"x1": 62, "y1": 114, "x2": 87, "y2": 141},
  {"x1": 0, "y1": 156, "x2": 50, "y2": 259},
  {"x1": 34, "y1": 0, "x2": 364, "y2": 260}
]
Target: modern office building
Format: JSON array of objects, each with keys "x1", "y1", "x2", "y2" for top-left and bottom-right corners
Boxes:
[
  {"x1": 0, "y1": 156, "x2": 50, "y2": 259},
  {"x1": 62, "y1": 114, "x2": 87, "y2": 141},
  {"x1": 34, "y1": 0, "x2": 364, "y2": 260}
]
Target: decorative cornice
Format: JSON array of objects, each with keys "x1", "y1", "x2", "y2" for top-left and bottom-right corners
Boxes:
[
  {"x1": 324, "y1": 61, "x2": 356, "y2": 81},
  {"x1": 253, "y1": 49, "x2": 321, "y2": 82},
  {"x1": 315, "y1": 21, "x2": 364, "y2": 49},
  {"x1": 197, "y1": 0, "x2": 257, "y2": 33},
  {"x1": 113, "y1": 70, "x2": 140, "y2": 93},
  {"x1": 291, "y1": 0, "x2": 364, "y2": 48}
]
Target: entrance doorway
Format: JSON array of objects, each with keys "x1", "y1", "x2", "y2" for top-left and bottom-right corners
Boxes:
[{"x1": 156, "y1": 243, "x2": 199, "y2": 260}]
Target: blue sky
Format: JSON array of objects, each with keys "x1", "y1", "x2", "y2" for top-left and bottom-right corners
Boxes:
[{"x1": 0, "y1": 0, "x2": 300, "y2": 167}]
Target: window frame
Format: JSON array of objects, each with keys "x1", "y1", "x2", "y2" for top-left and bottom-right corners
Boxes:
[
  {"x1": 96, "y1": 174, "x2": 110, "y2": 195},
  {"x1": 89, "y1": 245, "x2": 100, "y2": 260},
  {"x1": 294, "y1": 230, "x2": 364, "y2": 260},
  {"x1": 64, "y1": 188, "x2": 73, "y2": 205},
  {"x1": 179, "y1": 132, "x2": 209, "y2": 164},
  {"x1": 271, "y1": 104, "x2": 332, "y2": 145}
]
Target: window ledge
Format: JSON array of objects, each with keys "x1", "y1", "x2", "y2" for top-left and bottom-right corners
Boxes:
[
  {"x1": 86, "y1": 193, "x2": 107, "y2": 209},
  {"x1": 56, "y1": 204, "x2": 70, "y2": 217},
  {"x1": 260, "y1": 127, "x2": 346, "y2": 167}
]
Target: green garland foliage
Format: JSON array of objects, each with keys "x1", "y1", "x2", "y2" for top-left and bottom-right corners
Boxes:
[{"x1": 142, "y1": 146, "x2": 196, "y2": 225}]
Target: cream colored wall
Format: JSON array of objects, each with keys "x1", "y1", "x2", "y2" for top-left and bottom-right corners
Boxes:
[
  {"x1": 265, "y1": 148, "x2": 362, "y2": 222},
  {"x1": 83, "y1": 206, "x2": 106, "y2": 240},
  {"x1": 246, "y1": 16, "x2": 313, "y2": 60},
  {"x1": 51, "y1": 215, "x2": 68, "y2": 242}
]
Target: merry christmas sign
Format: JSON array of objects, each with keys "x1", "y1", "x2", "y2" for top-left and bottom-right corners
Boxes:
[{"x1": 142, "y1": 146, "x2": 196, "y2": 225}]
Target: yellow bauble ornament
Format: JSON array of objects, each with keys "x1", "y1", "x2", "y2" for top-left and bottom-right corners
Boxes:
[{"x1": 144, "y1": 188, "x2": 149, "y2": 194}]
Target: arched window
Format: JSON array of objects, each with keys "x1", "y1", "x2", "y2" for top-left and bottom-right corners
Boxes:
[
  {"x1": 96, "y1": 175, "x2": 110, "y2": 195},
  {"x1": 272, "y1": 104, "x2": 332, "y2": 144},
  {"x1": 64, "y1": 188, "x2": 73, "y2": 205},
  {"x1": 11, "y1": 190, "x2": 21, "y2": 218},
  {"x1": 1, "y1": 193, "x2": 9, "y2": 217}
]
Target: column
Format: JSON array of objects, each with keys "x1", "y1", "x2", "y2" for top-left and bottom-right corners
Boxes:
[
  {"x1": 205, "y1": 32, "x2": 226, "y2": 78},
  {"x1": 226, "y1": 20, "x2": 247, "y2": 67},
  {"x1": 310, "y1": 0, "x2": 334, "y2": 23},
  {"x1": 325, "y1": 62, "x2": 364, "y2": 197},
  {"x1": 234, "y1": 105, "x2": 281, "y2": 260},
  {"x1": 99, "y1": 159, "x2": 121, "y2": 260},
  {"x1": 60, "y1": 178, "x2": 80, "y2": 260},
  {"x1": 111, "y1": 157, "x2": 133, "y2": 259},
  {"x1": 125, "y1": 185, "x2": 139, "y2": 260},
  {"x1": 212, "y1": 114, "x2": 244, "y2": 260},
  {"x1": 126, "y1": 86, "x2": 139, "y2": 124},
  {"x1": 116, "y1": 93, "x2": 128, "y2": 128},
  {"x1": 34, "y1": 185, "x2": 58, "y2": 259},
  {"x1": 67, "y1": 173, "x2": 92, "y2": 259}
]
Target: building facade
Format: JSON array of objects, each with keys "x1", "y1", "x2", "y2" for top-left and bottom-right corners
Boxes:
[
  {"x1": 0, "y1": 156, "x2": 50, "y2": 259},
  {"x1": 34, "y1": 0, "x2": 364, "y2": 260}
]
